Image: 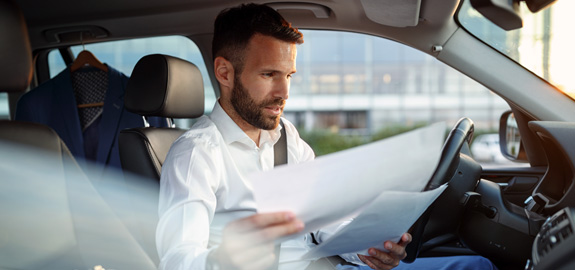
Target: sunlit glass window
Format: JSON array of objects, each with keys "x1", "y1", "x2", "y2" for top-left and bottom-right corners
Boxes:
[{"x1": 458, "y1": 0, "x2": 575, "y2": 99}]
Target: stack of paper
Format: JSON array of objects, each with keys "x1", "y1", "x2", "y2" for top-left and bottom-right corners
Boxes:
[{"x1": 252, "y1": 122, "x2": 447, "y2": 258}]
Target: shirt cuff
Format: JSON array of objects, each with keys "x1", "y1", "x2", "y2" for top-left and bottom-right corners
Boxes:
[{"x1": 338, "y1": 252, "x2": 367, "y2": 266}]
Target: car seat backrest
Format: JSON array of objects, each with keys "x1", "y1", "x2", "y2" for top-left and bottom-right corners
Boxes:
[
  {"x1": 0, "y1": 0, "x2": 77, "y2": 161},
  {"x1": 118, "y1": 54, "x2": 205, "y2": 265},
  {"x1": 0, "y1": 0, "x2": 32, "y2": 94},
  {"x1": 0, "y1": 2, "x2": 157, "y2": 269},
  {"x1": 120, "y1": 54, "x2": 205, "y2": 182}
]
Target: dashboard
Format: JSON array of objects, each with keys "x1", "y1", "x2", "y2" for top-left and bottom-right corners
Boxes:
[{"x1": 455, "y1": 121, "x2": 575, "y2": 269}]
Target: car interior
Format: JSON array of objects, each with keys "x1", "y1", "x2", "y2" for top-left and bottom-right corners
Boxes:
[{"x1": 2, "y1": 0, "x2": 575, "y2": 269}]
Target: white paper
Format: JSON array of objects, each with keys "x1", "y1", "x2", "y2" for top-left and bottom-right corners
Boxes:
[
  {"x1": 252, "y1": 122, "x2": 447, "y2": 237},
  {"x1": 302, "y1": 185, "x2": 447, "y2": 259}
]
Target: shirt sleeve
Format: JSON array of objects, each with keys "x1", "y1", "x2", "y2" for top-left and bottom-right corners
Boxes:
[
  {"x1": 156, "y1": 132, "x2": 222, "y2": 270},
  {"x1": 312, "y1": 220, "x2": 366, "y2": 266}
]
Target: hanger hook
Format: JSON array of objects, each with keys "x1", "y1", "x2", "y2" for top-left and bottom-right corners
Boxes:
[{"x1": 80, "y1": 31, "x2": 85, "y2": 51}]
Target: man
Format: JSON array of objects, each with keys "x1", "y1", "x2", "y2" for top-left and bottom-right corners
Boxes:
[{"x1": 156, "y1": 3, "x2": 496, "y2": 270}]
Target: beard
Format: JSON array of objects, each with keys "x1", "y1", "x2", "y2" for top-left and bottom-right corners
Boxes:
[{"x1": 231, "y1": 74, "x2": 285, "y2": 130}]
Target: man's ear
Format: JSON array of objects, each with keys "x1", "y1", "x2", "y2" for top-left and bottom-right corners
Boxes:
[{"x1": 214, "y1": 56, "x2": 234, "y2": 90}]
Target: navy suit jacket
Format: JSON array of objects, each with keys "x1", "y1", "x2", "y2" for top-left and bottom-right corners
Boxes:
[{"x1": 15, "y1": 65, "x2": 166, "y2": 177}]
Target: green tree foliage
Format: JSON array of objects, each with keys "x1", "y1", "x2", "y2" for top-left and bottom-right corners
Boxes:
[
  {"x1": 300, "y1": 122, "x2": 428, "y2": 156},
  {"x1": 370, "y1": 122, "x2": 427, "y2": 142},
  {"x1": 300, "y1": 122, "x2": 498, "y2": 157},
  {"x1": 298, "y1": 130, "x2": 366, "y2": 156}
]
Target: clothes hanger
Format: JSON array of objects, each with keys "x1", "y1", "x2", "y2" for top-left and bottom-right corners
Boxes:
[
  {"x1": 73, "y1": 32, "x2": 108, "y2": 109},
  {"x1": 70, "y1": 32, "x2": 109, "y2": 73},
  {"x1": 77, "y1": 101, "x2": 104, "y2": 108},
  {"x1": 70, "y1": 50, "x2": 108, "y2": 73}
]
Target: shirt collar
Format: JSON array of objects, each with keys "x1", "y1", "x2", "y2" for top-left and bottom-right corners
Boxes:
[{"x1": 210, "y1": 100, "x2": 283, "y2": 147}]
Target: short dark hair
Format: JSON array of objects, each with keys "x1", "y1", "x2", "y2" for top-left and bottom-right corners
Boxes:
[{"x1": 212, "y1": 3, "x2": 304, "y2": 73}]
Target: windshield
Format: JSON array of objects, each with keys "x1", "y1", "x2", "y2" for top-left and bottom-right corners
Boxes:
[{"x1": 457, "y1": 0, "x2": 575, "y2": 99}]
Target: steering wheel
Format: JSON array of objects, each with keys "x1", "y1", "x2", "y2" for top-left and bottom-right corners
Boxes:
[{"x1": 403, "y1": 117, "x2": 477, "y2": 263}]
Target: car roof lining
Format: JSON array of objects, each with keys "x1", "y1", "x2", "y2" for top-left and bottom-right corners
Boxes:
[{"x1": 16, "y1": 0, "x2": 459, "y2": 54}]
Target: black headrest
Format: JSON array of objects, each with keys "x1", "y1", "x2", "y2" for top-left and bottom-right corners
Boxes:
[
  {"x1": 125, "y1": 54, "x2": 204, "y2": 118},
  {"x1": 0, "y1": 0, "x2": 33, "y2": 93}
]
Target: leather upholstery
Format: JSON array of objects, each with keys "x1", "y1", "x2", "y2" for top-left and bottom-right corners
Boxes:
[
  {"x1": 0, "y1": 121, "x2": 70, "y2": 154},
  {"x1": 0, "y1": 0, "x2": 33, "y2": 93},
  {"x1": 120, "y1": 54, "x2": 204, "y2": 181},
  {"x1": 119, "y1": 128, "x2": 186, "y2": 181},
  {"x1": 0, "y1": 0, "x2": 73, "y2": 160},
  {"x1": 125, "y1": 54, "x2": 205, "y2": 118}
]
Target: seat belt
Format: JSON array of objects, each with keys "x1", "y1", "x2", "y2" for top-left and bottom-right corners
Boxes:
[
  {"x1": 271, "y1": 119, "x2": 287, "y2": 270},
  {"x1": 274, "y1": 119, "x2": 287, "y2": 167}
]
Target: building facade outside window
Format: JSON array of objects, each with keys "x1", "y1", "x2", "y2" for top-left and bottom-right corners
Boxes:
[{"x1": 4, "y1": 31, "x2": 514, "y2": 165}]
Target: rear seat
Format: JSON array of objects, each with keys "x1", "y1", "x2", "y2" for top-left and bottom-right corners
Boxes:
[
  {"x1": 0, "y1": 0, "x2": 79, "y2": 180},
  {"x1": 0, "y1": 1, "x2": 157, "y2": 269}
]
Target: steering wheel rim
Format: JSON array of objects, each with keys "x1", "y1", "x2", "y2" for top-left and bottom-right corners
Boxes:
[
  {"x1": 426, "y1": 118, "x2": 475, "y2": 190},
  {"x1": 403, "y1": 117, "x2": 475, "y2": 263}
]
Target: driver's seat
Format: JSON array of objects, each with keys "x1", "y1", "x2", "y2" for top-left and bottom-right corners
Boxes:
[
  {"x1": 119, "y1": 54, "x2": 205, "y2": 182},
  {"x1": 117, "y1": 54, "x2": 204, "y2": 266}
]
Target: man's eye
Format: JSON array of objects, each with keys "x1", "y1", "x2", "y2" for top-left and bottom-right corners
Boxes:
[{"x1": 262, "y1": 72, "x2": 274, "y2": 77}]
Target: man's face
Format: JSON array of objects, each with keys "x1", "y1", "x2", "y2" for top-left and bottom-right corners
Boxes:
[
  {"x1": 230, "y1": 34, "x2": 297, "y2": 130},
  {"x1": 231, "y1": 72, "x2": 285, "y2": 130}
]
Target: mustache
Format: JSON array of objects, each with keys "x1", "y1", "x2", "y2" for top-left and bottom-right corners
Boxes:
[{"x1": 262, "y1": 98, "x2": 285, "y2": 108}]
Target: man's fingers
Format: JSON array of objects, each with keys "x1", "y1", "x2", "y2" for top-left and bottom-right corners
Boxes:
[
  {"x1": 230, "y1": 212, "x2": 297, "y2": 233},
  {"x1": 358, "y1": 254, "x2": 375, "y2": 269},
  {"x1": 359, "y1": 254, "x2": 395, "y2": 270},
  {"x1": 225, "y1": 212, "x2": 305, "y2": 245},
  {"x1": 383, "y1": 235, "x2": 409, "y2": 260},
  {"x1": 369, "y1": 248, "x2": 398, "y2": 266},
  {"x1": 358, "y1": 234, "x2": 412, "y2": 270},
  {"x1": 382, "y1": 242, "x2": 407, "y2": 260},
  {"x1": 234, "y1": 219, "x2": 303, "y2": 246},
  {"x1": 398, "y1": 233, "x2": 412, "y2": 247},
  {"x1": 254, "y1": 217, "x2": 304, "y2": 240}
]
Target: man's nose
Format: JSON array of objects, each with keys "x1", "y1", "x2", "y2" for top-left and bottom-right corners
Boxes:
[{"x1": 274, "y1": 77, "x2": 290, "y2": 100}]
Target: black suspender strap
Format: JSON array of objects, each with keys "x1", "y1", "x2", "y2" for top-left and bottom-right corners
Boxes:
[
  {"x1": 274, "y1": 119, "x2": 287, "y2": 167},
  {"x1": 271, "y1": 119, "x2": 287, "y2": 270}
]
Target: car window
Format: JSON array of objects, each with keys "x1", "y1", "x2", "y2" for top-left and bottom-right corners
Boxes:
[
  {"x1": 0, "y1": 93, "x2": 7, "y2": 120},
  {"x1": 457, "y1": 0, "x2": 575, "y2": 99},
  {"x1": 47, "y1": 36, "x2": 216, "y2": 128},
  {"x1": 286, "y1": 30, "x2": 513, "y2": 166}
]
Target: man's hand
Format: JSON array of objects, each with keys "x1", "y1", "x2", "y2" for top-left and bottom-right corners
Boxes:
[
  {"x1": 209, "y1": 211, "x2": 304, "y2": 270},
  {"x1": 358, "y1": 233, "x2": 412, "y2": 270}
]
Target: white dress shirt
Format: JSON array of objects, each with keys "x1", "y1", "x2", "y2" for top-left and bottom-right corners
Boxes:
[{"x1": 157, "y1": 101, "x2": 324, "y2": 270}]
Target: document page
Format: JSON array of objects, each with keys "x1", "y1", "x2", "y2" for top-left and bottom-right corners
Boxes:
[
  {"x1": 302, "y1": 185, "x2": 447, "y2": 259},
  {"x1": 252, "y1": 122, "x2": 447, "y2": 239}
]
